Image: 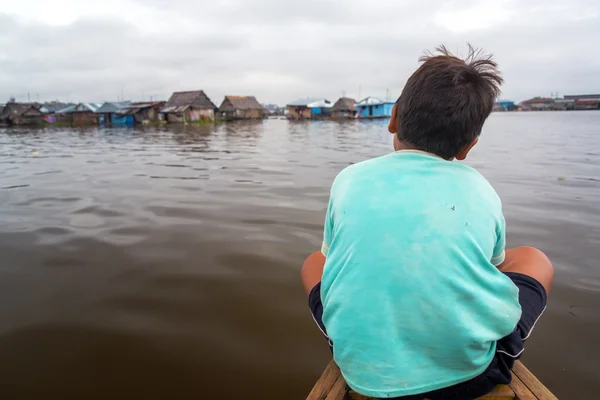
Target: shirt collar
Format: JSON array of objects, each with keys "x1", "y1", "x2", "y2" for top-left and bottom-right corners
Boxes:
[{"x1": 394, "y1": 149, "x2": 443, "y2": 159}]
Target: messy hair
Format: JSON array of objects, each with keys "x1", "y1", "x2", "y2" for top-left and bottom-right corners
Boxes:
[{"x1": 396, "y1": 44, "x2": 504, "y2": 159}]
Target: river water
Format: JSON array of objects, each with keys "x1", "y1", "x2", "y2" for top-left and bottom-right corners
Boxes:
[{"x1": 0, "y1": 112, "x2": 598, "y2": 399}]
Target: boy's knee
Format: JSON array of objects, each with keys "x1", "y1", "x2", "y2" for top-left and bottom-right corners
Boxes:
[
  {"x1": 505, "y1": 246, "x2": 554, "y2": 294},
  {"x1": 515, "y1": 246, "x2": 554, "y2": 272},
  {"x1": 301, "y1": 251, "x2": 323, "y2": 274},
  {"x1": 301, "y1": 251, "x2": 326, "y2": 294}
]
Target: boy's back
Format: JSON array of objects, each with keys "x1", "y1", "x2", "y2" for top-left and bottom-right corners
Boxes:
[
  {"x1": 301, "y1": 45, "x2": 553, "y2": 400},
  {"x1": 320, "y1": 151, "x2": 521, "y2": 397}
]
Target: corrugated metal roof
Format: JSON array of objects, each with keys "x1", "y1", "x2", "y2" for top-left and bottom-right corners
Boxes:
[
  {"x1": 564, "y1": 94, "x2": 600, "y2": 100},
  {"x1": 161, "y1": 105, "x2": 190, "y2": 113},
  {"x1": 308, "y1": 99, "x2": 332, "y2": 108},
  {"x1": 287, "y1": 98, "x2": 332, "y2": 107},
  {"x1": 56, "y1": 105, "x2": 76, "y2": 113},
  {"x1": 120, "y1": 108, "x2": 138, "y2": 115},
  {"x1": 554, "y1": 99, "x2": 575, "y2": 103},
  {"x1": 58, "y1": 103, "x2": 102, "y2": 113},
  {"x1": 40, "y1": 102, "x2": 75, "y2": 113},
  {"x1": 96, "y1": 101, "x2": 132, "y2": 114},
  {"x1": 356, "y1": 97, "x2": 393, "y2": 106},
  {"x1": 124, "y1": 101, "x2": 165, "y2": 109}
]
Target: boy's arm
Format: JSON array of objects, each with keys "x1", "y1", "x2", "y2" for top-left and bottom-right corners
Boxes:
[
  {"x1": 321, "y1": 195, "x2": 334, "y2": 257},
  {"x1": 301, "y1": 195, "x2": 334, "y2": 294},
  {"x1": 492, "y1": 214, "x2": 506, "y2": 267}
]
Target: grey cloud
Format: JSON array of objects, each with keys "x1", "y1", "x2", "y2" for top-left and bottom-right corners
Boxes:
[{"x1": 0, "y1": 0, "x2": 598, "y2": 105}]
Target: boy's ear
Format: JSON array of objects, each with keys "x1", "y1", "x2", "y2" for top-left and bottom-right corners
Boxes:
[
  {"x1": 388, "y1": 105, "x2": 398, "y2": 134},
  {"x1": 456, "y1": 136, "x2": 479, "y2": 160}
]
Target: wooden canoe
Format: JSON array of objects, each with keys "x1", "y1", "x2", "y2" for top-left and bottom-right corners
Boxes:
[{"x1": 307, "y1": 360, "x2": 558, "y2": 400}]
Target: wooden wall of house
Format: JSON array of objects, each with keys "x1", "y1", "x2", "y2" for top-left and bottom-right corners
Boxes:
[
  {"x1": 239, "y1": 109, "x2": 266, "y2": 119},
  {"x1": 72, "y1": 112, "x2": 98, "y2": 125},
  {"x1": 55, "y1": 114, "x2": 73, "y2": 124},
  {"x1": 167, "y1": 113, "x2": 185, "y2": 123},
  {"x1": 146, "y1": 108, "x2": 157, "y2": 121},
  {"x1": 199, "y1": 109, "x2": 215, "y2": 121},
  {"x1": 287, "y1": 106, "x2": 311, "y2": 120},
  {"x1": 166, "y1": 109, "x2": 214, "y2": 123},
  {"x1": 188, "y1": 109, "x2": 215, "y2": 121},
  {"x1": 132, "y1": 108, "x2": 161, "y2": 123},
  {"x1": 133, "y1": 109, "x2": 153, "y2": 123},
  {"x1": 133, "y1": 112, "x2": 144, "y2": 124},
  {"x1": 332, "y1": 110, "x2": 355, "y2": 120},
  {"x1": 221, "y1": 109, "x2": 267, "y2": 121},
  {"x1": 12, "y1": 115, "x2": 45, "y2": 125},
  {"x1": 188, "y1": 110, "x2": 202, "y2": 121}
]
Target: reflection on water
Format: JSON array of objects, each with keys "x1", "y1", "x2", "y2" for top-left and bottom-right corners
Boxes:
[{"x1": 0, "y1": 114, "x2": 599, "y2": 399}]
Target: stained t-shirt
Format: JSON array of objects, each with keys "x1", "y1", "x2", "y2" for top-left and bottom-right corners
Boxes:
[{"x1": 320, "y1": 150, "x2": 521, "y2": 398}]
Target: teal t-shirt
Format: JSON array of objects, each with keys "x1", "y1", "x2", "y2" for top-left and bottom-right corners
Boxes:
[{"x1": 320, "y1": 150, "x2": 521, "y2": 398}]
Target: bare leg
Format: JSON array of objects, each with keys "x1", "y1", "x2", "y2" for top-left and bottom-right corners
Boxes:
[
  {"x1": 301, "y1": 251, "x2": 326, "y2": 295},
  {"x1": 498, "y1": 247, "x2": 554, "y2": 295}
]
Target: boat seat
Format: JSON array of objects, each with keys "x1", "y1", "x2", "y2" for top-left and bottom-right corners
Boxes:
[{"x1": 307, "y1": 360, "x2": 557, "y2": 400}]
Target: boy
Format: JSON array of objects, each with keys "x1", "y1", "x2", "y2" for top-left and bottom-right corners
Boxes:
[{"x1": 301, "y1": 46, "x2": 554, "y2": 400}]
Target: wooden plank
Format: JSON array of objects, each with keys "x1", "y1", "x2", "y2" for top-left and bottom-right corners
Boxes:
[
  {"x1": 347, "y1": 390, "x2": 375, "y2": 400},
  {"x1": 307, "y1": 361, "x2": 343, "y2": 400},
  {"x1": 345, "y1": 384, "x2": 514, "y2": 400},
  {"x1": 324, "y1": 374, "x2": 349, "y2": 400},
  {"x1": 346, "y1": 390, "x2": 370, "y2": 400},
  {"x1": 512, "y1": 361, "x2": 558, "y2": 400},
  {"x1": 509, "y1": 373, "x2": 538, "y2": 400},
  {"x1": 480, "y1": 384, "x2": 515, "y2": 399},
  {"x1": 310, "y1": 360, "x2": 556, "y2": 400}
]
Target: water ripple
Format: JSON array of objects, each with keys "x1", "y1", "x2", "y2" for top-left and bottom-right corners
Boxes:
[{"x1": 0, "y1": 115, "x2": 598, "y2": 399}]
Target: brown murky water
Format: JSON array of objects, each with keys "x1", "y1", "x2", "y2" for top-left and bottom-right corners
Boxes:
[{"x1": 0, "y1": 113, "x2": 599, "y2": 399}]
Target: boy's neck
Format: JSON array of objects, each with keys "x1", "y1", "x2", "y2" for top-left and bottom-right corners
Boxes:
[
  {"x1": 393, "y1": 137, "x2": 450, "y2": 160},
  {"x1": 394, "y1": 137, "x2": 419, "y2": 152}
]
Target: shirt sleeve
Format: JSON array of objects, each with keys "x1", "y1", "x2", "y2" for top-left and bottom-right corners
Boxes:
[
  {"x1": 492, "y1": 214, "x2": 506, "y2": 266},
  {"x1": 321, "y1": 196, "x2": 334, "y2": 257}
]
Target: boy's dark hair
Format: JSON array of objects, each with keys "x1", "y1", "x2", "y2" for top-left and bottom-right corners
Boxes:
[{"x1": 396, "y1": 44, "x2": 503, "y2": 159}]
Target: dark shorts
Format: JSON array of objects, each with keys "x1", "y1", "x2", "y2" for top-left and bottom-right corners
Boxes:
[{"x1": 308, "y1": 272, "x2": 547, "y2": 400}]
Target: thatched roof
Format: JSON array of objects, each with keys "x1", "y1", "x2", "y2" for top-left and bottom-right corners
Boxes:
[
  {"x1": 333, "y1": 97, "x2": 356, "y2": 112},
  {"x1": 0, "y1": 103, "x2": 42, "y2": 119},
  {"x1": 219, "y1": 96, "x2": 264, "y2": 111},
  {"x1": 163, "y1": 90, "x2": 217, "y2": 112}
]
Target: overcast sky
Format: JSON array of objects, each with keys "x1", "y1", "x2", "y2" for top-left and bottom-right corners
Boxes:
[{"x1": 0, "y1": 0, "x2": 598, "y2": 105}]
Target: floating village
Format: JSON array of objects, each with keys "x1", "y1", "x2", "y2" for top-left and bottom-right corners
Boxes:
[{"x1": 0, "y1": 90, "x2": 599, "y2": 127}]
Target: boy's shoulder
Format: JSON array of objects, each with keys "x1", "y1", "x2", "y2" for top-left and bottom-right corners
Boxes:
[
  {"x1": 332, "y1": 152, "x2": 501, "y2": 206},
  {"x1": 335, "y1": 151, "x2": 487, "y2": 182},
  {"x1": 334, "y1": 153, "x2": 395, "y2": 179}
]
